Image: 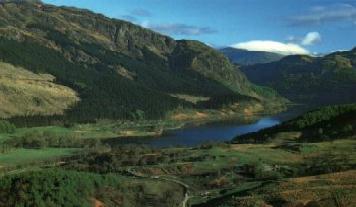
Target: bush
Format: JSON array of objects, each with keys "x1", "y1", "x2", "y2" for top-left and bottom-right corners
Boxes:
[
  {"x1": 0, "y1": 120, "x2": 16, "y2": 133},
  {"x1": 342, "y1": 124, "x2": 353, "y2": 134}
]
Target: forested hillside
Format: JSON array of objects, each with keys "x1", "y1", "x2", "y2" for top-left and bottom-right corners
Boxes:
[
  {"x1": 241, "y1": 48, "x2": 356, "y2": 105},
  {"x1": 0, "y1": 170, "x2": 184, "y2": 207},
  {"x1": 234, "y1": 104, "x2": 356, "y2": 143},
  {"x1": 0, "y1": 0, "x2": 283, "y2": 122}
]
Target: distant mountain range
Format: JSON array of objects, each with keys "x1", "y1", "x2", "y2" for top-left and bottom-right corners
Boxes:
[
  {"x1": 0, "y1": 1, "x2": 282, "y2": 121},
  {"x1": 241, "y1": 48, "x2": 356, "y2": 105},
  {"x1": 220, "y1": 47, "x2": 284, "y2": 65}
]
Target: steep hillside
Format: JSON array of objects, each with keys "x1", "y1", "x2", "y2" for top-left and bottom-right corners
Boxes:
[
  {"x1": 0, "y1": 62, "x2": 78, "y2": 118},
  {"x1": 0, "y1": 1, "x2": 283, "y2": 122},
  {"x1": 220, "y1": 47, "x2": 284, "y2": 65},
  {"x1": 241, "y1": 49, "x2": 356, "y2": 105}
]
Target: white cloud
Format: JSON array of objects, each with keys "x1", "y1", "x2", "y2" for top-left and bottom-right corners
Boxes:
[
  {"x1": 230, "y1": 40, "x2": 310, "y2": 55},
  {"x1": 301, "y1": 32, "x2": 321, "y2": 46}
]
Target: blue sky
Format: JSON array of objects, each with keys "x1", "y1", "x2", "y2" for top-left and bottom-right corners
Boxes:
[{"x1": 43, "y1": 0, "x2": 356, "y2": 54}]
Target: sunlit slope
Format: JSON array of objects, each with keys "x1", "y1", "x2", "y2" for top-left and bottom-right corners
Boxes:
[{"x1": 0, "y1": 62, "x2": 79, "y2": 118}]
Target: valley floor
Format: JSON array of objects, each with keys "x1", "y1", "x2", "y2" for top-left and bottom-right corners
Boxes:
[
  {"x1": 0, "y1": 135, "x2": 355, "y2": 206},
  {"x1": 0, "y1": 105, "x2": 354, "y2": 207}
]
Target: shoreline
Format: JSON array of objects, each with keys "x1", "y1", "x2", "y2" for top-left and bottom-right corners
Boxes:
[{"x1": 0, "y1": 104, "x2": 294, "y2": 145}]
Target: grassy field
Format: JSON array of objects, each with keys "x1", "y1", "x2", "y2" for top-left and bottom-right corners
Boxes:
[
  {"x1": 0, "y1": 135, "x2": 354, "y2": 206},
  {"x1": 0, "y1": 133, "x2": 9, "y2": 143},
  {"x1": 0, "y1": 120, "x2": 184, "y2": 149},
  {"x1": 0, "y1": 148, "x2": 78, "y2": 167},
  {"x1": 130, "y1": 139, "x2": 356, "y2": 176},
  {"x1": 113, "y1": 138, "x2": 355, "y2": 206},
  {"x1": 191, "y1": 170, "x2": 356, "y2": 207}
]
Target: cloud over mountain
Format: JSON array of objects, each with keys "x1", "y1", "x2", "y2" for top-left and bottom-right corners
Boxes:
[{"x1": 230, "y1": 40, "x2": 309, "y2": 55}]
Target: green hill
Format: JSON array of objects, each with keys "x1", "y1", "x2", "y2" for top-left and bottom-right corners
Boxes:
[
  {"x1": 220, "y1": 47, "x2": 284, "y2": 65},
  {"x1": 0, "y1": 1, "x2": 283, "y2": 122},
  {"x1": 241, "y1": 48, "x2": 356, "y2": 105}
]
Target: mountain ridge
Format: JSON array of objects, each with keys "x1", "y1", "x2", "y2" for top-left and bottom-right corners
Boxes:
[
  {"x1": 241, "y1": 48, "x2": 356, "y2": 105},
  {"x1": 0, "y1": 1, "x2": 284, "y2": 121},
  {"x1": 220, "y1": 47, "x2": 284, "y2": 65}
]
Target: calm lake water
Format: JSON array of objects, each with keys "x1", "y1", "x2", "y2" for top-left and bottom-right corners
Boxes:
[{"x1": 108, "y1": 107, "x2": 307, "y2": 148}]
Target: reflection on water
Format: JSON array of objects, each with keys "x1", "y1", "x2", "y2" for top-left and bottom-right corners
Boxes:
[{"x1": 108, "y1": 107, "x2": 307, "y2": 148}]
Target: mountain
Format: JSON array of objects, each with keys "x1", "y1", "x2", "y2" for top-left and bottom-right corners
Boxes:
[
  {"x1": 220, "y1": 47, "x2": 284, "y2": 65},
  {"x1": 0, "y1": 1, "x2": 283, "y2": 122},
  {"x1": 241, "y1": 48, "x2": 356, "y2": 105}
]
